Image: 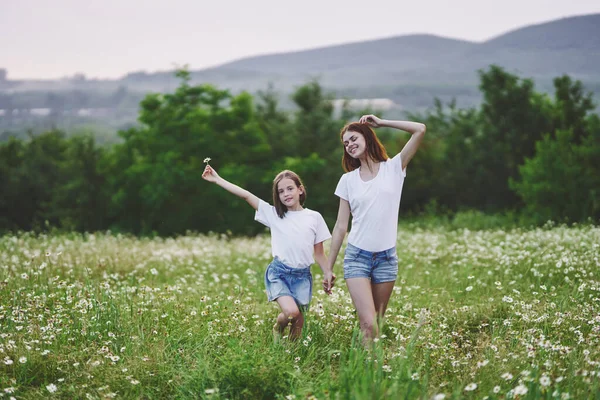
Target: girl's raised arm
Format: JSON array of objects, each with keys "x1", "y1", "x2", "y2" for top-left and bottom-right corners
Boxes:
[{"x1": 202, "y1": 165, "x2": 260, "y2": 210}]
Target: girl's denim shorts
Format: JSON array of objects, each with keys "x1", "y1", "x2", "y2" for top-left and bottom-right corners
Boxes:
[
  {"x1": 343, "y1": 243, "x2": 398, "y2": 283},
  {"x1": 264, "y1": 257, "x2": 313, "y2": 309}
]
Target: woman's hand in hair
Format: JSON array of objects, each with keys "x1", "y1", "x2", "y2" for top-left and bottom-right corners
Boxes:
[
  {"x1": 359, "y1": 114, "x2": 383, "y2": 128},
  {"x1": 202, "y1": 165, "x2": 220, "y2": 183}
]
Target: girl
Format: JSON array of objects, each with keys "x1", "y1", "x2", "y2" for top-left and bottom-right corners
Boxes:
[
  {"x1": 326, "y1": 114, "x2": 426, "y2": 342},
  {"x1": 202, "y1": 164, "x2": 335, "y2": 340}
]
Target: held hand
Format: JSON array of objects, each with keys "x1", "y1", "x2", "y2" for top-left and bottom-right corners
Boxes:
[
  {"x1": 322, "y1": 271, "x2": 336, "y2": 295},
  {"x1": 359, "y1": 114, "x2": 383, "y2": 128},
  {"x1": 202, "y1": 165, "x2": 220, "y2": 183}
]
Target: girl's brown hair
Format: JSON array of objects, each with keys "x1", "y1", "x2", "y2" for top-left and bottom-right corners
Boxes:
[
  {"x1": 340, "y1": 122, "x2": 389, "y2": 172},
  {"x1": 272, "y1": 170, "x2": 306, "y2": 218}
]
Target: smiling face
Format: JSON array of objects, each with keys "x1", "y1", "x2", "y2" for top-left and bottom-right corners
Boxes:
[
  {"x1": 339, "y1": 122, "x2": 390, "y2": 172},
  {"x1": 277, "y1": 178, "x2": 303, "y2": 209},
  {"x1": 272, "y1": 170, "x2": 307, "y2": 218},
  {"x1": 342, "y1": 130, "x2": 367, "y2": 159}
]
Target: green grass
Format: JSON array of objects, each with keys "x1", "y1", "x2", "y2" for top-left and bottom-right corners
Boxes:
[{"x1": 0, "y1": 225, "x2": 599, "y2": 399}]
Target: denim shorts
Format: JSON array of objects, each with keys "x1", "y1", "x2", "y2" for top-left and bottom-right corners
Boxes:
[
  {"x1": 264, "y1": 257, "x2": 313, "y2": 308},
  {"x1": 343, "y1": 243, "x2": 398, "y2": 283}
]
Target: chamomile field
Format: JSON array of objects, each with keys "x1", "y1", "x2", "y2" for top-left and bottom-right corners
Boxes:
[{"x1": 1, "y1": 224, "x2": 599, "y2": 399}]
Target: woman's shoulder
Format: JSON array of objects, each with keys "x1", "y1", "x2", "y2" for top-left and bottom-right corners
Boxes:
[
  {"x1": 340, "y1": 168, "x2": 358, "y2": 179},
  {"x1": 382, "y1": 154, "x2": 403, "y2": 170},
  {"x1": 388, "y1": 153, "x2": 402, "y2": 164}
]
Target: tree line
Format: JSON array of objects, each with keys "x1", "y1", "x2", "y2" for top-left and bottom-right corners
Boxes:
[{"x1": 1, "y1": 66, "x2": 598, "y2": 235}]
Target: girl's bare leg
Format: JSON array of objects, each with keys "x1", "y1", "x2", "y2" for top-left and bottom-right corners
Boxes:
[{"x1": 275, "y1": 296, "x2": 304, "y2": 340}]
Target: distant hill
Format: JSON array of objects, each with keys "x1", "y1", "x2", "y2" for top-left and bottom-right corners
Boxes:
[
  {"x1": 4, "y1": 13, "x2": 599, "y2": 94},
  {"x1": 2, "y1": 13, "x2": 599, "y2": 138},
  {"x1": 216, "y1": 34, "x2": 475, "y2": 74},
  {"x1": 482, "y1": 13, "x2": 600, "y2": 51},
  {"x1": 184, "y1": 13, "x2": 600, "y2": 89},
  {"x1": 461, "y1": 14, "x2": 600, "y2": 80}
]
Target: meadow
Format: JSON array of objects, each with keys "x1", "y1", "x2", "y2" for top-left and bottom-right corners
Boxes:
[{"x1": 0, "y1": 223, "x2": 599, "y2": 399}]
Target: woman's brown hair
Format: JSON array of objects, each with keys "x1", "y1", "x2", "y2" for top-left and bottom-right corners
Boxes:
[
  {"x1": 340, "y1": 122, "x2": 389, "y2": 172},
  {"x1": 272, "y1": 170, "x2": 306, "y2": 218}
]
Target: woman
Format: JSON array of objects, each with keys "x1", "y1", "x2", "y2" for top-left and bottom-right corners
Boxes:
[{"x1": 327, "y1": 114, "x2": 426, "y2": 342}]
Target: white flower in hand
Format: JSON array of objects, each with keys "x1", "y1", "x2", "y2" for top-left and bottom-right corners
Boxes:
[
  {"x1": 203, "y1": 157, "x2": 211, "y2": 164},
  {"x1": 202, "y1": 164, "x2": 219, "y2": 183}
]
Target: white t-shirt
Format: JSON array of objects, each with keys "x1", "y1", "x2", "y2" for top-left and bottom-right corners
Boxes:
[
  {"x1": 334, "y1": 153, "x2": 406, "y2": 252},
  {"x1": 255, "y1": 199, "x2": 331, "y2": 268}
]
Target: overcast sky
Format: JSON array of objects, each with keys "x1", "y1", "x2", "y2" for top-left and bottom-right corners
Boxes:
[{"x1": 2, "y1": 0, "x2": 599, "y2": 79}]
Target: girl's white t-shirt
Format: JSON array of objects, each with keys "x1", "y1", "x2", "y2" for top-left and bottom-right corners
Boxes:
[
  {"x1": 334, "y1": 153, "x2": 406, "y2": 252},
  {"x1": 255, "y1": 199, "x2": 332, "y2": 268}
]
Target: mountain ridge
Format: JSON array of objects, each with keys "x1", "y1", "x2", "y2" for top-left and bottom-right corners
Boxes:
[{"x1": 2, "y1": 13, "x2": 599, "y2": 96}]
